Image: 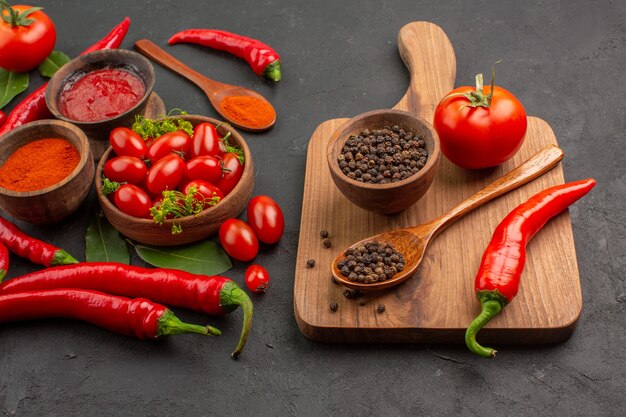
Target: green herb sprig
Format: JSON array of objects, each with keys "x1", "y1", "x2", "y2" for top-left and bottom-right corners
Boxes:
[
  {"x1": 132, "y1": 109, "x2": 194, "y2": 140},
  {"x1": 150, "y1": 186, "x2": 221, "y2": 234}
]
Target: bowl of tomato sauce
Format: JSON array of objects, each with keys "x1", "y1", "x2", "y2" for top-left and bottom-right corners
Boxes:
[{"x1": 46, "y1": 49, "x2": 155, "y2": 157}]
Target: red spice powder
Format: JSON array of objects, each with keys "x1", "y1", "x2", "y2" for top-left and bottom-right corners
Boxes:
[
  {"x1": 220, "y1": 95, "x2": 275, "y2": 128},
  {"x1": 0, "y1": 138, "x2": 81, "y2": 192}
]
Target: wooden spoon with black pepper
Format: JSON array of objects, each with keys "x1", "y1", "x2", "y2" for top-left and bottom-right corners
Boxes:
[{"x1": 332, "y1": 144, "x2": 564, "y2": 291}]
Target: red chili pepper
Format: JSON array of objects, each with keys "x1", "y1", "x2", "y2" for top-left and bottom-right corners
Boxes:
[
  {"x1": 0, "y1": 216, "x2": 78, "y2": 267},
  {"x1": 0, "y1": 262, "x2": 253, "y2": 358},
  {"x1": 0, "y1": 17, "x2": 130, "y2": 137},
  {"x1": 465, "y1": 178, "x2": 596, "y2": 358},
  {"x1": 168, "y1": 29, "x2": 282, "y2": 82},
  {"x1": 0, "y1": 110, "x2": 6, "y2": 127},
  {"x1": 0, "y1": 289, "x2": 220, "y2": 339},
  {"x1": 0, "y1": 242, "x2": 8, "y2": 281}
]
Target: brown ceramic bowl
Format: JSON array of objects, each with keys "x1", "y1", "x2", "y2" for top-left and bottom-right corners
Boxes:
[
  {"x1": 327, "y1": 109, "x2": 440, "y2": 214},
  {"x1": 0, "y1": 120, "x2": 94, "y2": 224},
  {"x1": 95, "y1": 115, "x2": 254, "y2": 246},
  {"x1": 45, "y1": 49, "x2": 155, "y2": 157}
]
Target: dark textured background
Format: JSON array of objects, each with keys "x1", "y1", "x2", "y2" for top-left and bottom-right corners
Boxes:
[{"x1": 0, "y1": 1, "x2": 624, "y2": 416}]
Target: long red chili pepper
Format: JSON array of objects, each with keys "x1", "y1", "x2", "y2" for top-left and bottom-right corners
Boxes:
[
  {"x1": 0, "y1": 289, "x2": 220, "y2": 339},
  {"x1": 0, "y1": 216, "x2": 78, "y2": 267},
  {"x1": 0, "y1": 242, "x2": 8, "y2": 281},
  {"x1": 0, "y1": 262, "x2": 253, "y2": 358},
  {"x1": 168, "y1": 29, "x2": 282, "y2": 82},
  {"x1": 0, "y1": 17, "x2": 130, "y2": 137},
  {"x1": 465, "y1": 178, "x2": 596, "y2": 357},
  {"x1": 0, "y1": 110, "x2": 6, "y2": 127}
]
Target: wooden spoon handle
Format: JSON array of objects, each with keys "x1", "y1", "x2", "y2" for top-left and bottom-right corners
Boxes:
[
  {"x1": 425, "y1": 144, "x2": 564, "y2": 236},
  {"x1": 134, "y1": 39, "x2": 225, "y2": 97}
]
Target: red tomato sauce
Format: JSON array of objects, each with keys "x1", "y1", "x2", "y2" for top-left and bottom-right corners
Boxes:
[{"x1": 59, "y1": 68, "x2": 145, "y2": 122}]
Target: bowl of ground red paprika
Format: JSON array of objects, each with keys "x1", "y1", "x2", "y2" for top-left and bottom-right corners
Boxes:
[
  {"x1": 45, "y1": 49, "x2": 155, "y2": 159},
  {"x1": 0, "y1": 119, "x2": 94, "y2": 224}
]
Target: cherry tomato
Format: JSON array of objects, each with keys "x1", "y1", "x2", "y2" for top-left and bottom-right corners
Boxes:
[
  {"x1": 190, "y1": 122, "x2": 225, "y2": 159},
  {"x1": 146, "y1": 154, "x2": 185, "y2": 194},
  {"x1": 184, "y1": 155, "x2": 223, "y2": 184},
  {"x1": 182, "y1": 180, "x2": 224, "y2": 209},
  {"x1": 217, "y1": 153, "x2": 244, "y2": 196},
  {"x1": 219, "y1": 219, "x2": 259, "y2": 262},
  {"x1": 147, "y1": 130, "x2": 192, "y2": 163},
  {"x1": 0, "y1": 4, "x2": 56, "y2": 72},
  {"x1": 113, "y1": 184, "x2": 152, "y2": 218},
  {"x1": 245, "y1": 264, "x2": 270, "y2": 293},
  {"x1": 109, "y1": 127, "x2": 147, "y2": 159},
  {"x1": 103, "y1": 156, "x2": 147, "y2": 184},
  {"x1": 433, "y1": 78, "x2": 527, "y2": 169},
  {"x1": 246, "y1": 195, "x2": 284, "y2": 244}
]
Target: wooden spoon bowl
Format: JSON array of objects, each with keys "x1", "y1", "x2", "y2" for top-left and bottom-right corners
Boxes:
[{"x1": 327, "y1": 109, "x2": 441, "y2": 214}]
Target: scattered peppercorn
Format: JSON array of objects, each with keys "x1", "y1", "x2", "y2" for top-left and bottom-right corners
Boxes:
[
  {"x1": 343, "y1": 288, "x2": 361, "y2": 300},
  {"x1": 330, "y1": 302, "x2": 339, "y2": 312},
  {"x1": 337, "y1": 125, "x2": 428, "y2": 184},
  {"x1": 320, "y1": 230, "x2": 329, "y2": 239},
  {"x1": 322, "y1": 238, "x2": 332, "y2": 248},
  {"x1": 336, "y1": 241, "x2": 405, "y2": 283},
  {"x1": 306, "y1": 259, "x2": 315, "y2": 268},
  {"x1": 377, "y1": 304, "x2": 386, "y2": 314}
]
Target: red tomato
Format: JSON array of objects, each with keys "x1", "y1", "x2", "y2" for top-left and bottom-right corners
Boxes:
[
  {"x1": 219, "y1": 219, "x2": 259, "y2": 262},
  {"x1": 146, "y1": 154, "x2": 185, "y2": 194},
  {"x1": 109, "y1": 127, "x2": 147, "y2": 159},
  {"x1": 433, "y1": 83, "x2": 527, "y2": 169},
  {"x1": 184, "y1": 155, "x2": 223, "y2": 184},
  {"x1": 103, "y1": 156, "x2": 147, "y2": 184},
  {"x1": 113, "y1": 184, "x2": 152, "y2": 218},
  {"x1": 247, "y1": 195, "x2": 284, "y2": 244},
  {"x1": 182, "y1": 180, "x2": 224, "y2": 209},
  {"x1": 217, "y1": 153, "x2": 244, "y2": 196},
  {"x1": 0, "y1": 5, "x2": 56, "y2": 72},
  {"x1": 190, "y1": 122, "x2": 225, "y2": 158},
  {"x1": 245, "y1": 264, "x2": 270, "y2": 293},
  {"x1": 147, "y1": 130, "x2": 191, "y2": 163}
]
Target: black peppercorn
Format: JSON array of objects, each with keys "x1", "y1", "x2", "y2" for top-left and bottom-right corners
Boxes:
[
  {"x1": 306, "y1": 259, "x2": 315, "y2": 268},
  {"x1": 323, "y1": 238, "x2": 332, "y2": 248},
  {"x1": 377, "y1": 304, "x2": 386, "y2": 313},
  {"x1": 335, "y1": 241, "x2": 404, "y2": 284},
  {"x1": 320, "y1": 230, "x2": 329, "y2": 239},
  {"x1": 330, "y1": 302, "x2": 339, "y2": 312}
]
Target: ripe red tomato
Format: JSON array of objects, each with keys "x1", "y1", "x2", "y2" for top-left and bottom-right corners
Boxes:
[
  {"x1": 146, "y1": 154, "x2": 185, "y2": 194},
  {"x1": 182, "y1": 180, "x2": 224, "y2": 208},
  {"x1": 147, "y1": 130, "x2": 192, "y2": 163},
  {"x1": 114, "y1": 184, "x2": 152, "y2": 218},
  {"x1": 247, "y1": 195, "x2": 284, "y2": 244},
  {"x1": 245, "y1": 264, "x2": 270, "y2": 293},
  {"x1": 190, "y1": 122, "x2": 225, "y2": 158},
  {"x1": 219, "y1": 219, "x2": 258, "y2": 262},
  {"x1": 433, "y1": 82, "x2": 527, "y2": 169},
  {"x1": 184, "y1": 155, "x2": 222, "y2": 184},
  {"x1": 0, "y1": 4, "x2": 56, "y2": 72},
  {"x1": 103, "y1": 156, "x2": 147, "y2": 184},
  {"x1": 109, "y1": 127, "x2": 147, "y2": 159},
  {"x1": 217, "y1": 153, "x2": 244, "y2": 196}
]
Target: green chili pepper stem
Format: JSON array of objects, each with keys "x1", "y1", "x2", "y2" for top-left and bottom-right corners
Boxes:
[
  {"x1": 0, "y1": 269, "x2": 6, "y2": 282},
  {"x1": 220, "y1": 281, "x2": 254, "y2": 359},
  {"x1": 157, "y1": 309, "x2": 221, "y2": 337},
  {"x1": 465, "y1": 296, "x2": 503, "y2": 358},
  {"x1": 264, "y1": 60, "x2": 281, "y2": 82},
  {"x1": 51, "y1": 249, "x2": 79, "y2": 266}
]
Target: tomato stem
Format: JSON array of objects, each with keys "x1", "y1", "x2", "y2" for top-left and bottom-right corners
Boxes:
[{"x1": 0, "y1": 1, "x2": 43, "y2": 28}]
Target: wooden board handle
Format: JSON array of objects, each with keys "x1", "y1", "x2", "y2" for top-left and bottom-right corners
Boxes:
[{"x1": 393, "y1": 22, "x2": 457, "y2": 119}]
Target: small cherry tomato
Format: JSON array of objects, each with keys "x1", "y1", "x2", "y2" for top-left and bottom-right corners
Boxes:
[
  {"x1": 146, "y1": 154, "x2": 185, "y2": 194},
  {"x1": 219, "y1": 219, "x2": 259, "y2": 262},
  {"x1": 109, "y1": 127, "x2": 148, "y2": 159},
  {"x1": 247, "y1": 195, "x2": 284, "y2": 244},
  {"x1": 114, "y1": 184, "x2": 152, "y2": 218},
  {"x1": 184, "y1": 155, "x2": 223, "y2": 184},
  {"x1": 190, "y1": 122, "x2": 225, "y2": 159},
  {"x1": 182, "y1": 180, "x2": 224, "y2": 209},
  {"x1": 103, "y1": 156, "x2": 148, "y2": 184},
  {"x1": 217, "y1": 153, "x2": 244, "y2": 196},
  {"x1": 147, "y1": 130, "x2": 192, "y2": 163},
  {"x1": 245, "y1": 264, "x2": 270, "y2": 293}
]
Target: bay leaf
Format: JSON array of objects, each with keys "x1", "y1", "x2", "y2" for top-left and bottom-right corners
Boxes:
[
  {"x1": 0, "y1": 69, "x2": 28, "y2": 109},
  {"x1": 86, "y1": 212, "x2": 130, "y2": 264},
  {"x1": 38, "y1": 51, "x2": 70, "y2": 78},
  {"x1": 132, "y1": 240, "x2": 233, "y2": 275}
]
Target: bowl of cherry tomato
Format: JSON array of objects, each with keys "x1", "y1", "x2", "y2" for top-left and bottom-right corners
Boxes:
[{"x1": 95, "y1": 114, "x2": 254, "y2": 246}]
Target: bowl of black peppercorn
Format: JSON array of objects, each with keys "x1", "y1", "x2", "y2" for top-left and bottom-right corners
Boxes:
[{"x1": 327, "y1": 109, "x2": 441, "y2": 214}]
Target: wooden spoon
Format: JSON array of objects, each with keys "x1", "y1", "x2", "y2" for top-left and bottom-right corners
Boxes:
[
  {"x1": 332, "y1": 144, "x2": 565, "y2": 291},
  {"x1": 134, "y1": 39, "x2": 276, "y2": 132}
]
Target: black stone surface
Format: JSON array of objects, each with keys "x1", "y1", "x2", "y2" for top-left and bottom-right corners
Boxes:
[{"x1": 1, "y1": 1, "x2": 624, "y2": 416}]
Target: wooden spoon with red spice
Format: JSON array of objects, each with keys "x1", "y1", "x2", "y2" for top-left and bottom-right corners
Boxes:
[{"x1": 134, "y1": 39, "x2": 276, "y2": 132}]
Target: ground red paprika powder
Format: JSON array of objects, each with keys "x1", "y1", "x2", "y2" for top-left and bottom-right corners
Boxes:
[
  {"x1": 0, "y1": 138, "x2": 81, "y2": 192},
  {"x1": 220, "y1": 95, "x2": 275, "y2": 128}
]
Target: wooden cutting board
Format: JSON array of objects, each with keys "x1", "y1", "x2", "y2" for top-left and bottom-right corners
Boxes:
[{"x1": 294, "y1": 21, "x2": 583, "y2": 345}]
